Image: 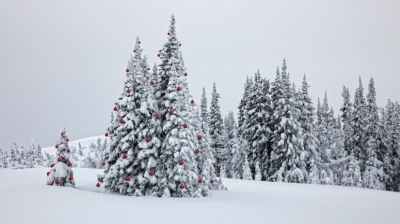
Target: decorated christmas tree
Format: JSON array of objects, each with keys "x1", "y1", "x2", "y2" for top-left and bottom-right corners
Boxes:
[{"x1": 46, "y1": 129, "x2": 75, "y2": 187}]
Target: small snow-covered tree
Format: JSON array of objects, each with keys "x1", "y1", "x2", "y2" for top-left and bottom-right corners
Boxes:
[
  {"x1": 242, "y1": 154, "x2": 253, "y2": 180},
  {"x1": 209, "y1": 82, "x2": 226, "y2": 176},
  {"x1": 341, "y1": 155, "x2": 362, "y2": 187},
  {"x1": 46, "y1": 129, "x2": 75, "y2": 187}
]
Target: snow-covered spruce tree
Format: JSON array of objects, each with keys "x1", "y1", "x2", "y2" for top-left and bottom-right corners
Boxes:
[
  {"x1": 132, "y1": 54, "x2": 162, "y2": 196},
  {"x1": 362, "y1": 78, "x2": 386, "y2": 189},
  {"x1": 242, "y1": 154, "x2": 253, "y2": 180},
  {"x1": 341, "y1": 86, "x2": 353, "y2": 156},
  {"x1": 223, "y1": 111, "x2": 237, "y2": 178},
  {"x1": 268, "y1": 59, "x2": 306, "y2": 183},
  {"x1": 46, "y1": 129, "x2": 75, "y2": 187},
  {"x1": 209, "y1": 82, "x2": 226, "y2": 176},
  {"x1": 241, "y1": 71, "x2": 272, "y2": 180},
  {"x1": 351, "y1": 77, "x2": 368, "y2": 172},
  {"x1": 237, "y1": 76, "x2": 253, "y2": 138},
  {"x1": 383, "y1": 100, "x2": 400, "y2": 191},
  {"x1": 297, "y1": 75, "x2": 319, "y2": 183},
  {"x1": 100, "y1": 37, "x2": 145, "y2": 195},
  {"x1": 341, "y1": 155, "x2": 362, "y2": 188},
  {"x1": 156, "y1": 15, "x2": 200, "y2": 197}
]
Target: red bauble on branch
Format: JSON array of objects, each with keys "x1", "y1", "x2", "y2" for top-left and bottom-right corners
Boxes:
[
  {"x1": 197, "y1": 135, "x2": 203, "y2": 141},
  {"x1": 168, "y1": 108, "x2": 174, "y2": 115},
  {"x1": 127, "y1": 88, "x2": 132, "y2": 94},
  {"x1": 55, "y1": 144, "x2": 58, "y2": 149},
  {"x1": 50, "y1": 163, "x2": 55, "y2": 168},
  {"x1": 124, "y1": 176, "x2": 131, "y2": 181},
  {"x1": 68, "y1": 176, "x2": 73, "y2": 181},
  {"x1": 113, "y1": 106, "x2": 118, "y2": 112},
  {"x1": 183, "y1": 123, "x2": 188, "y2": 129},
  {"x1": 176, "y1": 86, "x2": 182, "y2": 91},
  {"x1": 67, "y1": 161, "x2": 72, "y2": 167},
  {"x1": 54, "y1": 179, "x2": 60, "y2": 185},
  {"x1": 184, "y1": 72, "x2": 188, "y2": 77},
  {"x1": 105, "y1": 132, "x2": 109, "y2": 137},
  {"x1": 210, "y1": 179, "x2": 214, "y2": 184},
  {"x1": 167, "y1": 32, "x2": 170, "y2": 36},
  {"x1": 96, "y1": 183, "x2": 101, "y2": 188},
  {"x1": 61, "y1": 132, "x2": 64, "y2": 136},
  {"x1": 190, "y1": 99, "x2": 195, "y2": 104},
  {"x1": 198, "y1": 178, "x2": 203, "y2": 184},
  {"x1": 145, "y1": 137, "x2": 151, "y2": 143},
  {"x1": 155, "y1": 114, "x2": 160, "y2": 120},
  {"x1": 47, "y1": 172, "x2": 51, "y2": 176},
  {"x1": 195, "y1": 149, "x2": 200, "y2": 155},
  {"x1": 157, "y1": 53, "x2": 160, "y2": 58},
  {"x1": 179, "y1": 183, "x2": 185, "y2": 190},
  {"x1": 119, "y1": 118, "x2": 126, "y2": 125},
  {"x1": 149, "y1": 169, "x2": 155, "y2": 176},
  {"x1": 178, "y1": 159, "x2": 185, "y2": 166},
  {"x1": 122, "y1": 153, "x2": 128, "y2": 159},
  {"x1": 126, "y1": 68, "x2": 130, "y2": 73},
  {"x1": 57, "y1": 157, "x2": 62, "y2": 162}
]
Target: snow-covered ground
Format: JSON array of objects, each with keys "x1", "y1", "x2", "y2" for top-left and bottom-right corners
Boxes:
[{"x1": 0, "y1": 168, "x2": 399, "y2": 224}]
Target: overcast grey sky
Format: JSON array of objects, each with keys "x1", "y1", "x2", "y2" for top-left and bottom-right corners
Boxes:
[{"x1": 0, "y1": 0, "x2": 399, "y2": 148}]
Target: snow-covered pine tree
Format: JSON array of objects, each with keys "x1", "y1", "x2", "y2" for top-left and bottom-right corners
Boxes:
[
  {"x1": 341, "y1": 155, "x2": 362, "y2": 188},
  {"x1": 363, "y1": 78, "x2": 385, "y2": 189},
  {"x1": 46, "y1": 129, "x2": 75, "y2": 187},
  {"x1": 268, "y1": 59, "x2": 306, "y2": 183},
  {"x1": 237, "y1": 77, "x2": 253, "y2": 138},
  {"x1": 156, "y1": 15, "x2": 199, "y2": 197},
  {"x1": 242, "y1": 154, "x2": 253, "y2": 180},
  {"x1": 383, "y1": 100, "x2": 400, "y2": 191},
  {"x1": 223, "y1": 111, "x2": 235, "y2": 178},
  {"x1": 297, "y1": 75, "x2": 319, "y2": 183},
  {"x1": 131, "y1": 54, "x2": 162, "y2": 196},
  {"x1": 100, "y1": 37, "x2": 144, "y2": 195},
  {"x1": 341, "y1": 86, "x2": 353, "y2": 156},
  {"x1": 241, "y1": 71, "x2": 272, "y2": 181},
  {"x1": 209, "y1": 82, "x2": 226, "y2": 176},
  {"x1": 351, "y1": 77, "x2": 368, "y2": 172}
]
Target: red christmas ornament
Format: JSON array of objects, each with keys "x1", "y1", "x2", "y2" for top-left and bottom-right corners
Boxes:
[
  {"x1": 125, "y1": 176, "x2": 131, "y2": 181},
  {"x1": 191, "y1": 99, "x2": 195, "y2": 104},
  {"x1": 210, "y1": 179, "x2": 214, "y2": 184},
  {"x1": 127, "y1": 88, "x2": 132, "y2": 94},
  {"x1": 55, "y1": 144, "x2": 58, "y2": 149},
  {"x1": 155, "y1": 114, "x2": 160, "y2": 120},
  {"x1": 55, "y1": 179, "x2": 60, "y2": 185},
  {"x1": 119, "y1": 118, "x2": 126, "y2": 124},
  {"x1": 198, "y1": 178, "x2": 203, "y2": 184},
  {"x1": 122, "y1": 153, "x2": 128, "y2": 159},
  {"x1": 197, "y1": 135, "x2": 203, "y2": 141},
  {"x1": 47, "y1": 172, "x2": 51, "y2": 176},
  {"x1": 167, "y1": 32, "x2": 170, "y2": 35},
  {"x1": 176, "y1": 86, "x2": 182, "y2": 91},
  {"x1": 57, "y1": 157, "x2": 62, "y2": 162},
  {"x1": 61, "y1": 132, "x2": 64, "y2": 136},
  {"x1": 96, "y1": 182, "x2": 101, "y2": 188},
  {"x1": 113, "y1": 106, "x2": 118, "y2": 111},
  {"x1": 195, "y1": 148, "x2": 200, "y2": 155},
  {"x1": 178, "y1": 160, "x2": 185, "y2": 166},
  {"x1": 67, "y1": 161, "x2": 72, "y2": 167},
  {"x1": 68, "y1": 176, "x2": 74, "y2": 181},
  {"x1": 126, "y1": 68, "x2": 130, "y2": 73},
  {"x1": 67, "y1": 149, "x2": 71, "y2": 153},
  {"x1": 183, "y1": 123, "x2": 188, "y2": 129},
  {"x1": 179, "y1": 183, "x2": 185, "y2": 190},
  {"x1": 184, "y1": 72, "x2": 188, "y2": 77},
  {"x1": 145, "y1": 137, "x2": 151, "y2": 143},
  {"x1": 157, "y1": 53, "x2": 160, "y2": 57},
  {"x1": 105, "y1": 132, "x2": 109, "y2": 137},
  {"x1": 168, "y1": 108, "x2": 174, "y2": 115},
  {"x1": 50, "y1": 163, "x2": 55, "y2": 168},
  {"x1": 149, "y1": 169, "x2": 155, "y2": 176}
]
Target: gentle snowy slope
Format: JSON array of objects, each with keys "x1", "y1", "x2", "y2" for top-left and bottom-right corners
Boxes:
[{"x1": 0, "y1": 168, "x2": 399, "y2": 224}]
